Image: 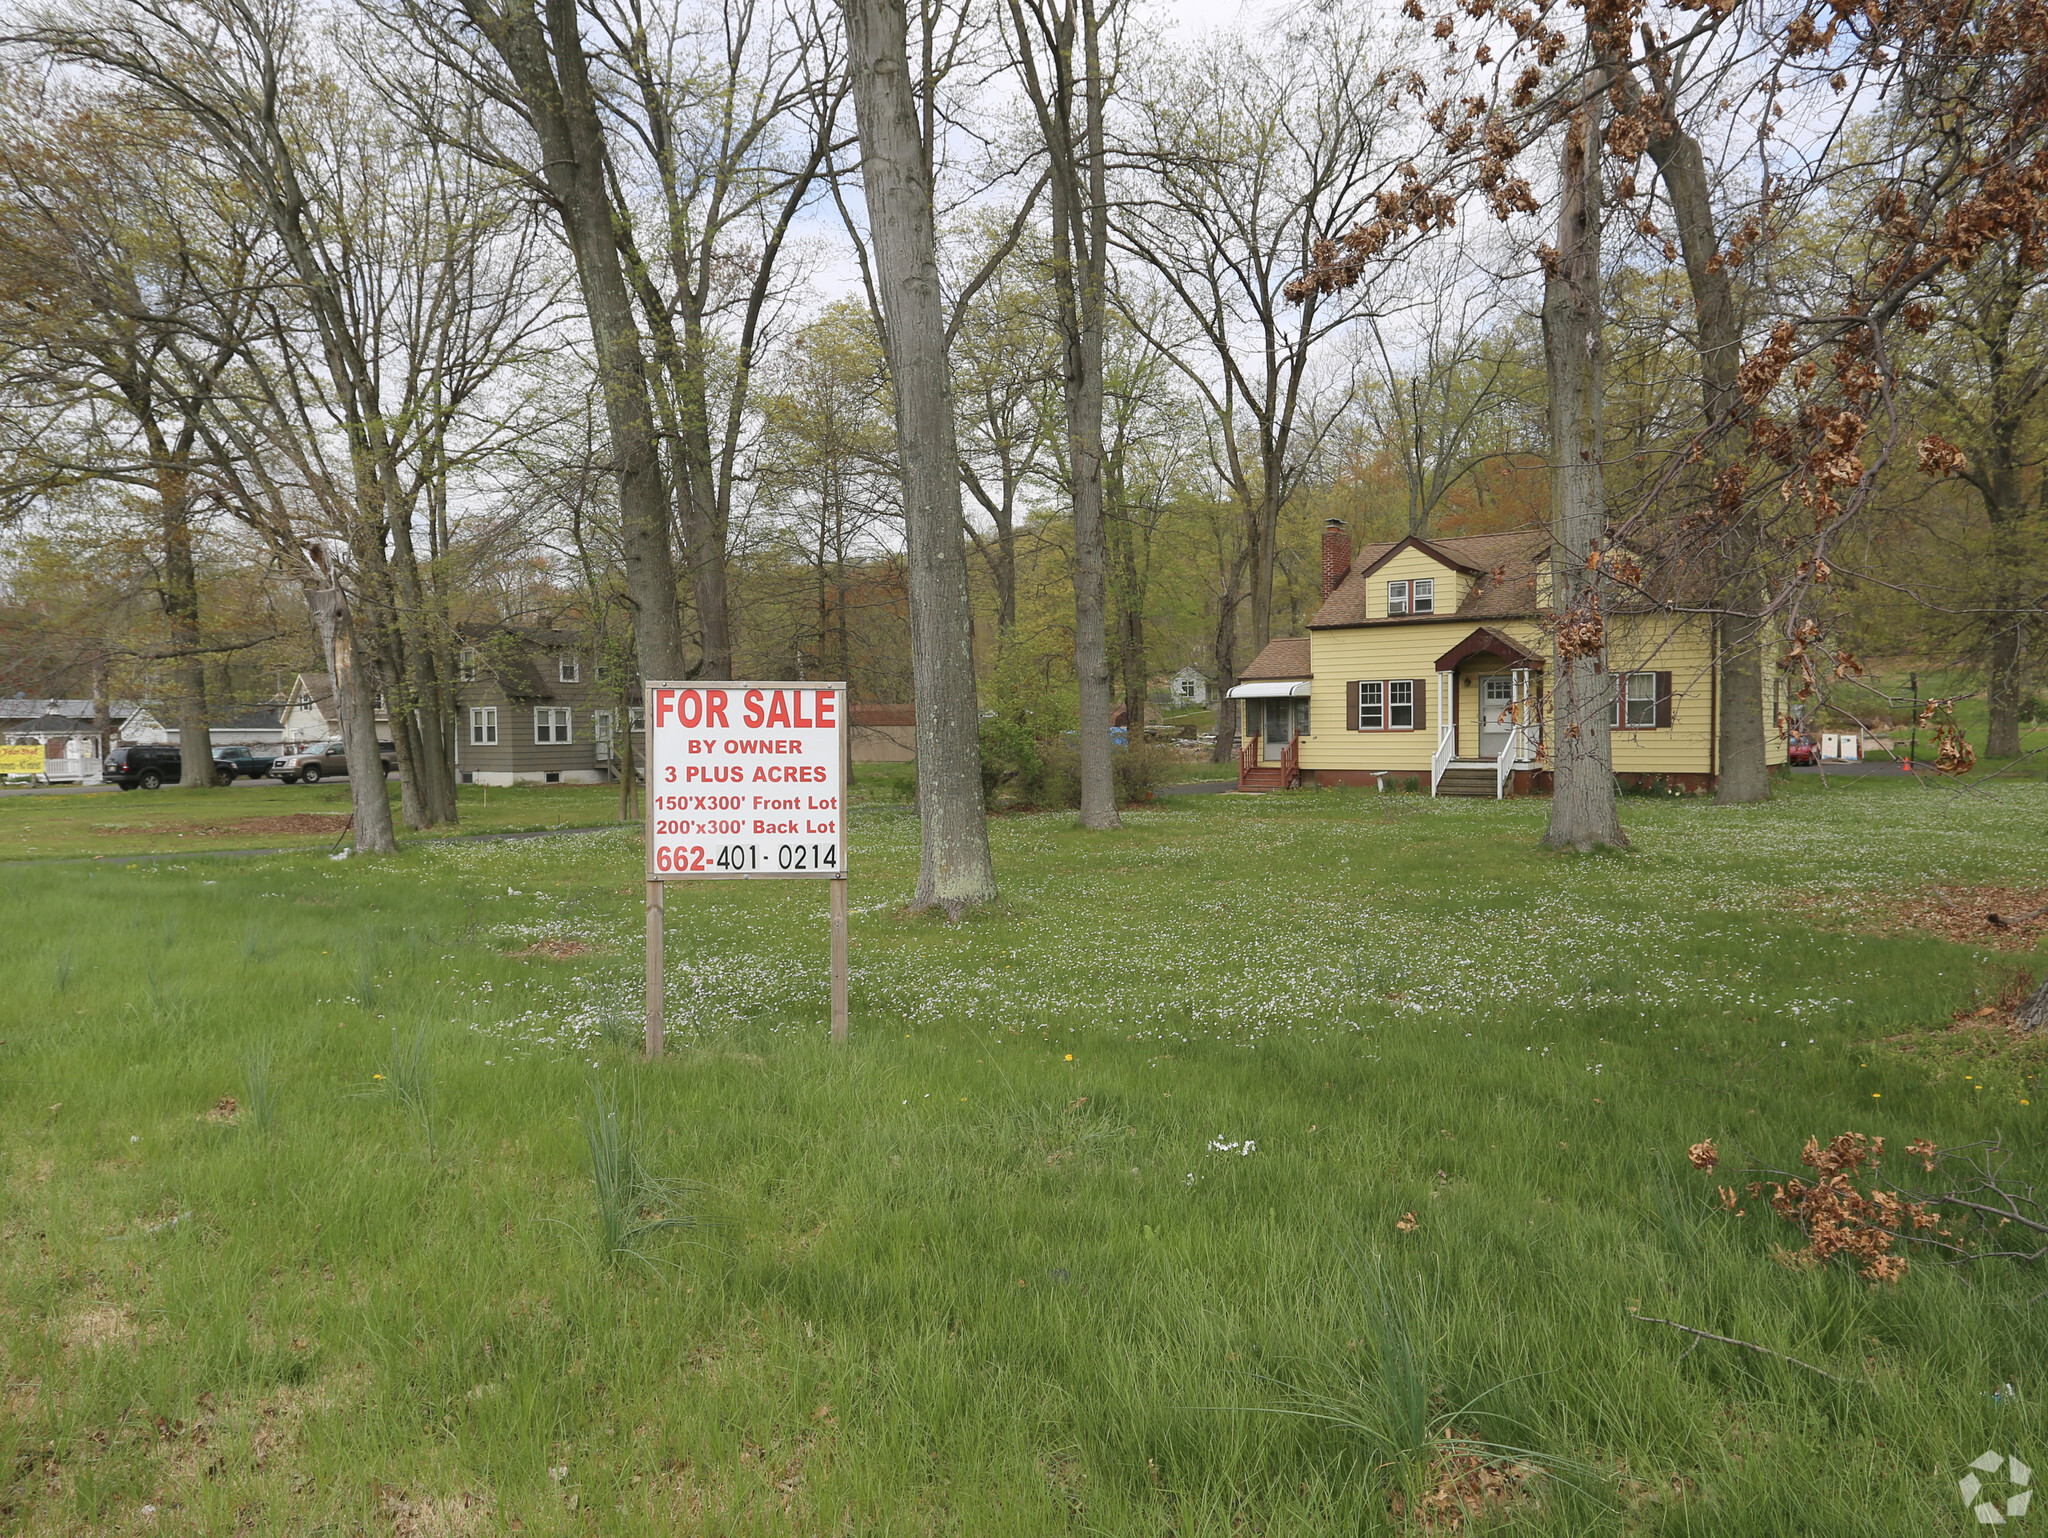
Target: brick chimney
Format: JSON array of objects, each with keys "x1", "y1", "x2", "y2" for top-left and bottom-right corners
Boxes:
[{"x1": 1321, "y1": 518, "x2": 1352, "y2": 599}]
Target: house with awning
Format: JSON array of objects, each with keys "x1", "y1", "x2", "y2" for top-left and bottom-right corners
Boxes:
[{"x1": 1226, "y1": 521, "x2": 1787, "y2": 796}]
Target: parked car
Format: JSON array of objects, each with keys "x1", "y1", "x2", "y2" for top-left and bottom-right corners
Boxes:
[
  {"x1": 275, "y1": 740, "x2": 398, "y2": 784},
  {"x1": 212, "y1": 745, "x2": 277, "y2": 780},
  {"x1": 103, "y1": 743, "x2": 233, "y2": 789},
  {"x1": 1787, "y1": 733, "x2": 1819, "y2": 766}
]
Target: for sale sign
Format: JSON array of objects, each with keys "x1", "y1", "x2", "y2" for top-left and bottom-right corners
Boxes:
[{"x1": 643, "y1": 682, "x2": 847, "y2": 880}]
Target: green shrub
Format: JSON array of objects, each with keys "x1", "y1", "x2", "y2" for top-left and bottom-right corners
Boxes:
[
  {"x1": 1020, "y1": 741, "x2": 1170, "y2": 808},
  {"x1": 978, "y1": 716, "x2": 1044, "y2": 801}
]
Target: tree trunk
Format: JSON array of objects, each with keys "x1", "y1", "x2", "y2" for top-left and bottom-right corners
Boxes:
[
  {"x1": 1614, "y1": 56, "x2": 1769, "y2": 804},
  {"x1": 1059, "y1": 211, "x2": 1119, "y2": 827},
  {"x1": 464, "y1": 0, "x2": 686, "y2": 684},
  {"x1": 1655, "y1": 112, "x2": 1765, "y2": 804},
  {"x1": 2020, "y1": 968, "x2": 2048, "y2": 1032},
  {"x1": 838, "y1": 0, "x2": 998, "y2": 913},
  {"x1": 617, "y1": 678, "x2": 639, "y2": 824},
  {"x1": 1021, "y1": 0, "x2": 1118, "y2": 830},
  {"x1": 157, "y1": 464, "x2": 213, "y2": 789},
  {"x1": 1987, "y1": 621, "x2": 2025, "y2": 756},
  {"x1": 305, "y1": 559, "x2": 398, "y2": 855},
  {"x1": 1208, "y1": 558, "x2": 1244, "y2": 764},
  {"x1": 1541, "y1": 57, "x2": 1627, "y2": 853}
]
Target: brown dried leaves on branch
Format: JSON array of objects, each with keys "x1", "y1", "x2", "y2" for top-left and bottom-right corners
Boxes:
[{"x1": 1696, "y1": 1132, "x2": 1940, "y2": 1283}]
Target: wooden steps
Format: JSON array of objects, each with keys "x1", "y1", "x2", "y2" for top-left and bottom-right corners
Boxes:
[
  {"x1": 1434, "y1": 766, "x2": 1499, "y2": 798},
  {"x1": 1236, "y1": 766, "x2": 1290, "y2": 792}
]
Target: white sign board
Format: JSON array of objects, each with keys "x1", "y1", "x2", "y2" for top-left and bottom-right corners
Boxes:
[{"x1": 643, "y1": 682, "x2": 847, "y2": 880}]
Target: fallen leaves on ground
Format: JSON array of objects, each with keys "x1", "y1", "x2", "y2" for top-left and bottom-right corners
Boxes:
[
  {"x1": 1795, "y1": 885, "x2": 2048, "y2": 951},
  {"x1": 1388, "y1": 1443, "x2": 1540, "y2": 1531}
]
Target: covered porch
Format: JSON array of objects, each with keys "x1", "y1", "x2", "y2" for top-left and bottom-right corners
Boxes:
[
  {"x1": 1226, "y1": 678, "x2": 1309, "y2": 792},
  {"x1": 1430, "y1": 628, "x2": 1546, "y2": 798}
]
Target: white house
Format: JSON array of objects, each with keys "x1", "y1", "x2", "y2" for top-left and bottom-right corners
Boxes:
[
  {"x1": 1168, "y1": 665, "x2": 1210, "y2": 708},
  {"x1": 281, "y1": 673, "x2": 390, "y2": 745}
]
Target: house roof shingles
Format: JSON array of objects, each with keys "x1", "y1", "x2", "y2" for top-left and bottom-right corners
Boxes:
[
  {"x1": 1238, "y1": 637, "x2": 1312, "y2": 680},
  {"x1": 1308, "y1": 530, "x2": 1550, "y2": 629}
]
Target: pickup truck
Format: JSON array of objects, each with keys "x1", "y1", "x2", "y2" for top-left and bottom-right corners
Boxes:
[
  {"x1": 212, "y1": 745, "x2": 277, "y2": 780},
  {"x1": 274, "y1": 740, "x2": 398, "y2": 784}
]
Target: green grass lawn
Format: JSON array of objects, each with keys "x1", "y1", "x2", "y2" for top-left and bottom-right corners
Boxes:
[{"x1": 4, "y1": 777, "x2": 2047, "y2": 1533}]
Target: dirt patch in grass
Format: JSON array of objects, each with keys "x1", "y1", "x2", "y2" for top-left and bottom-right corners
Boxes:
[
  {"x1": 91, "y1": 813, "x2": 353, "y2": 839},
  {"x1": 200, "y1": 1095, "x2": 239, "y2": 1124},
  {"x1": 1798, "y1": 885, "x2": 2048, "y2": 951},
  {"x1": 60, "y1": 1303, "x2": 135, "y2": 1352},
  {"x1": 506, "y1": 939, "x2": 595, "y2": 960}
]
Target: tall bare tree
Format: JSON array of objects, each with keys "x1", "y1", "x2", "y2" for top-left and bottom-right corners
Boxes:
[
  {"x1": 837, "y1": 0, "x2": 997, "y2": 912},
  {"x1": 1003, "y1": 0, "x2": 1119, "y2": 829},
  {"x1": 1117, "y1": 14, "x2": 1395, "y2": 762},
  {"x1": 0, "y1": 86, "x2": 254, "y2": 786},
  {"x1": 1540, "y1": 52, "x2": 1626, "y2": 852}
]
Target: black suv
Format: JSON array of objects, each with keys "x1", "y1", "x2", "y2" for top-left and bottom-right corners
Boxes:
[
  {"x1": 103, "y1": 743, "x2": 231, "y2": 790},
  {"x1": 212, "y1": 745, "x2": 277, "y2": 780}
]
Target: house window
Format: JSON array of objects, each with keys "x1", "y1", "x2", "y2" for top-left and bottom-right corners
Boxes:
[
  {"x1": 458, "y1": 647, "x2": 478, "y2": 682},
  {"x1": 1358, "y1": 680, "x2": 1384, "y2": 730},
  {"x1": 1612, "y1": 671, "x2": 1665, "y2": 729},
  {"x1": 469, "y1": 707, "x2": 497, "y2": 745},
  {"x1": 627, "y1": 706, "x2": 644, "y2": 732},
  {"x1": 593, "y1": 710, "x2": 614, "y2": 743},
  {"x1": 1388, "y1": 679, "x2": 1415, "y2": 729},
  {"x1": 1411, "y1": 577, "x2": 1434, "y2": 614},
  {"x1": 534, "y1": 707, "x2": 572, "y2": 744},
  {"x1": 558, "y1": 657, "x2": 580, "y2": 684},
  {"x1": 1387, "y1": 580, "x2": 1409, "y2": 616}
]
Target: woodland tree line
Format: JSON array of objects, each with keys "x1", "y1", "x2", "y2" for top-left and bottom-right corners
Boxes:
[{"x1": 0, "y1": 0, "x2": 2044, "y2": 895}]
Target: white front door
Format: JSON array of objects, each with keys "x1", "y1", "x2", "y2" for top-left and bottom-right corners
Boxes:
[
  {"x1": 1263, "y1": 699, "x2": 1294, "y2": 760},
  {"x1": 1479, "y1": 674, "x2": 1515, "y2": 759}
]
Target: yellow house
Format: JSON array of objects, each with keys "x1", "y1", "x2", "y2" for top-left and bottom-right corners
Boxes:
[{"x1": 1228, "y1": 522, "x2": 1787, "y2": 796}]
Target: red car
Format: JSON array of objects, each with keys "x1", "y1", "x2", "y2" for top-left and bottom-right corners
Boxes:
[{"x1": 1787, "y1": 734, "x2": 1819, "y2": 766}]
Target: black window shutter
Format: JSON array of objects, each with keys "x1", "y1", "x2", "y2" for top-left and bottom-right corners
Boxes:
[
  {"x1": 1347, "y1": 680, "x2": 1361, "y2": 731},
  {"x1": 1655, "y1": 671, "x2": 1673, "y2": 729}
]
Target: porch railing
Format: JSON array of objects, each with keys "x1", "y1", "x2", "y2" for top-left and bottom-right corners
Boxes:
[
  {"x1": 1237, "y1": 732, "x2": 1255, "y2": 790},
  {"x1": 1494, "y1": 727, "x2": 1516, "y2": 798},
  {"x1": 1281, "y1": 731, "x2": 1301, "y2": 789},
  {"x1": 1430, "y1": 722, "x2": 1455, "y2": 795}
]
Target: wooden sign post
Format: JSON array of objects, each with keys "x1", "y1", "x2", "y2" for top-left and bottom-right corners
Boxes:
[{"x1": 642, "y1": 681, "x2": 851, "y2": 1057}]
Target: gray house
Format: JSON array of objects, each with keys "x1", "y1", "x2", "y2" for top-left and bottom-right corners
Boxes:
[{"x1": 452, "y1": 625, "x2": 622, "y2": 786}]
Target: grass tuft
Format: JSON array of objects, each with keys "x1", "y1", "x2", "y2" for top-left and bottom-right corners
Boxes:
[{"x1": 578, "y1": 1072, "x2": 710, "y2": 1275}]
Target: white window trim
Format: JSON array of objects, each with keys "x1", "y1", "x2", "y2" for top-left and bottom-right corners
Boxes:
[
  {"x1": 1612, "y1": 671, "x2": 1661, "y2": 730},
  {"x1": 534, "y1": 707, "x2": 572, "y2": 745},
  {"x1": 1411, "y1": 577, "x2": 1435, "y2": 614},
  {"x1": 1386, "y1": 579, "x2": 1409, "y2": 616},
  {"x1": 458, "y1": 647, "x2": 478, "y2": 682},
  {"x1": 593, "y1": 709, "x2": 614, "y2": 742},
  {"x1": 558, "y1": 657, "x2": 580, "y2": 684},
  {"x1": 469, "y1": 706, "x2": 497, "y2": 746},
  {"x1": 1387, "y1": 679, "x2": 1416, "y2": 731},
  {"x1": 1357, "y1": 680, "x2": 1385, "y2": 731}
]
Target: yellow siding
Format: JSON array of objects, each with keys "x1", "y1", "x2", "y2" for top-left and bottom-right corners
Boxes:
[
  {"x1": 1300, "y1": 619, "x2": 1529, "y2": 772},
  {"x1": 1605, "y1": 615, "x2": 1714, "y2": 774},
  {"x1": 1366, "y1": 546, "x2": 1472, "y2": 619},
  {"x1": 1299, "y1": 612, "x2": 1777, "y2": 777}
]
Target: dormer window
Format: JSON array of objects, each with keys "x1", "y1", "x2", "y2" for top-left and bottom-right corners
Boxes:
[
  {"x1": 559, "y1": 657, "x2": 580, "y2": 684},
  {"x1": 1412, "y1": 577, "x2": 1434, "y2": 614},
  {"x1": 1387, "y1": 580, "x2": 1409, "y2": 616}
]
